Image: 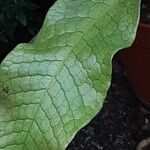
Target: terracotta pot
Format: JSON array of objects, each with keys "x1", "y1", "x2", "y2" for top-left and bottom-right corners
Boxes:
[{"x1": 119, "y1": 23, "x2": 150, "y2": 107}]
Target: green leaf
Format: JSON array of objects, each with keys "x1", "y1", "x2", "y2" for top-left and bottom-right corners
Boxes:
[
  {"x1": 0, "y1": 0, "x2": 140, "y2": 149},
  {"x1": 16, "y1": 10, "x2": 27, "y2": 26},
  {"x1": 13, "y1": 0, "x2": 17, "y2": 4},
  {"x1": 23, "y1": 2, "x2": 39, "y2": 10}
]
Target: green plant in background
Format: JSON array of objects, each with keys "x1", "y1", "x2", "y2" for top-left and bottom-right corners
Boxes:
[
  {"x1": 141, "y1": 0, "x2": 150, "y2": 23},
  {"x1": 0, "y1": 0, "x2": 141, "y2": 149},
  {"x1": 0, "y1": 0, "x2": 39, "y2": 50}
]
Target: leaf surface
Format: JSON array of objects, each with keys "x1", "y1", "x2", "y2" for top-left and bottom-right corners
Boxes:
[{"x1": 0, "y1": 0, "x2": 140, "y2": 149}]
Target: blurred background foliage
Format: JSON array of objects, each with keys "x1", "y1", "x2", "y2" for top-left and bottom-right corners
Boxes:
[
  {"x1": 0, "y1": 0, "x2": 55, "y2": 62},
  {"x1": 141, "y1": 0, "x2": 150, "y2": 23},
  {"x1": 0, "y1": 0, "x2": 150, "y2": 62}
]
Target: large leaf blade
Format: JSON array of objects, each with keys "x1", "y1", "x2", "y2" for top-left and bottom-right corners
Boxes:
[{"x1": 0, "y1": 0, "x2": 140, "y2": 149}]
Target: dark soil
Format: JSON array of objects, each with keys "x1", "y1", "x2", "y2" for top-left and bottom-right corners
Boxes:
[{"x1": 67, "y1": 54, "x2": 150, "y2": 150}]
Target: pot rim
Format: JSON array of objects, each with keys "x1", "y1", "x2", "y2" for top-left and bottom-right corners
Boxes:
[
  {"x1": 140, "y1": 23, "x2": 150, "y2": 29},
  {"x1": 134, "y1": 22, "x2": 150, "y2": 48}
]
